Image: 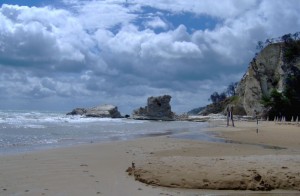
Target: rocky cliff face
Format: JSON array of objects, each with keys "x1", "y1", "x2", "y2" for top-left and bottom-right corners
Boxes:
[
  {"x1": 235, "y1": 43, "x2": 300, "y2": 116},
  {"x1": 132, "y1": 95, "x2": 174, "y2": 120}
]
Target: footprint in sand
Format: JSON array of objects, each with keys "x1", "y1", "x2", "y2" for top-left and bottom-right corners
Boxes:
[
  {"x1": 253, "y1": 173, "x2": 262, "y2": 182},
  {"x1": 241, "y1": 174, "x2": 250, "y2": 177}
]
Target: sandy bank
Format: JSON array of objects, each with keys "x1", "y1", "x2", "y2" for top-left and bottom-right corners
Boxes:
[{"x1": 129, "y1": 121, "x2": 300, "y2": 192}]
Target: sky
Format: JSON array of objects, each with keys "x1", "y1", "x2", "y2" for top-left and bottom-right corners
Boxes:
[{"x1": 0, "y1": 0, "x2": 300, "y2": 114}]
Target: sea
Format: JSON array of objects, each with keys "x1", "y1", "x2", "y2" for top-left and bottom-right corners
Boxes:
[{"x1": 0, "y1": 110, "x2": 214, "y2": 155}]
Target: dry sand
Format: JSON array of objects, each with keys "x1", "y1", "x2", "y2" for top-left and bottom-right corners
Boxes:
[
  {"x1": 131, "y1": 121, "x2": 300, "y2": 192},
  {"x1": 1, "y1": 121, "x2": 300, "y2": 195}
]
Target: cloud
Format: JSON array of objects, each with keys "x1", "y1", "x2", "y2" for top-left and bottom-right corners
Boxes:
[
  {"x1": 74, "y1": 0, "x2": 139, "y2": 29},
  {"x1": 0, "y1": 4, "x2": 90, "y2": 71},
  {"x1": 144, "y1": 16, "x2": 168, "y2": 30},
  {"x1": 139, "y1": 25, "x2": 202, "y2": 59},
  {"x1": 130, "y1": 0, "x2": 258, "y2": 18},
  {"x1": 1, "y1": 0, "x2": 300, "y2": 113}
]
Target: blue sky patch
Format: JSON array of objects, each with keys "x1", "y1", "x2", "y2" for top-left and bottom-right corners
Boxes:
[
  {"x1": 133, "y1": 6, "x2": 221, "y2": 34},
  {"x1": 165, "y1": 12, "x2": 221, "y2": 33},
  {"x1": 0, "y1": 0, "x2": 61, "y2": 7}
]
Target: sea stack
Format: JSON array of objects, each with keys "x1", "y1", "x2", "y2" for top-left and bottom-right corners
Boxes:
[
  {"x1": 67, "y1": 104, "x2": 122, "y2": 118},
  {"x1": 132, "y1": 95, "x2": 174, "y2": 121}
]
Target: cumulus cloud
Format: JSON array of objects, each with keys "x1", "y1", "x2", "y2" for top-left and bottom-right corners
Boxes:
[
  {"x1": 0, "y1": 4, "x2": 90, "y2": 71},
  {"x1": 1, "y1": 0, "x2": 300, "y2": 113},
  {"x1": 130, "y1": 0, "x2": 258, "y2": 18},
  {"x1": 144, "y1": 16, "x2": 168, "y2": 30},
  {"x1": 74, "y1": 0, "x2": 139, "y2": 29}
]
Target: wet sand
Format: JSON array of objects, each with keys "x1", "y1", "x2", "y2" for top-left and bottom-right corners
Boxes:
[{"x1": 1, "y1": 121, "x2": 300, "y2": 195}]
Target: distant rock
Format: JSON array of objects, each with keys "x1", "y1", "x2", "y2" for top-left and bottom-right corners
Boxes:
[
  {"x1": 66, "y1": 108, "x2": 87, "y2": 115},
  {"x1": 132, "y1": 95, "x2": 174, "y2": 120},
  {"x1": 67, "y1": 104, "x2": 122, "y2": 118},
  {"x1": 85, "y1": 104, "x2": 122, "y2": 118},
  {"x1": 187, "y1": 106, "x2": 205, "y2": 115}
]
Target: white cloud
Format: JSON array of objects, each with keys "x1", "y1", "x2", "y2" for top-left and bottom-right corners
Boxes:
[
  {"x1": 144, "y1": 16, "x2": 168, "y2": 30},
  {"x1": 140, "y1": 36, "x2": 202, "y2": 59},
  {"x1": 65, "y1": 0, "x2": 139, "y2": 29},
  {"x1": 0, "y1": 4, "x2": 89, "y2": 67},
  {"x1": 130, "y1": 0, "x2": 258, "y2": 18}
]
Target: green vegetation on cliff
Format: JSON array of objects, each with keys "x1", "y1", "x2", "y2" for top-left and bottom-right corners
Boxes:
[
  {"x1": 196, "y1": 83, "x2": 245, "y2": 116},
  {"x1": 261, "y1": 66, "x2": 300, "y2": 120},
  {"x1": 260, "y1": 35, "x2": 300, "y2": 121}
]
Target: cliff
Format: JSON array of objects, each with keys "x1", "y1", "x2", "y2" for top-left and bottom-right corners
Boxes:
[
  {"x1": 235, "y1": 42, "x2": 300, "y2": 117},
  {"x1": 196, "y1": 41, "x2": 300, "y2": 118}
]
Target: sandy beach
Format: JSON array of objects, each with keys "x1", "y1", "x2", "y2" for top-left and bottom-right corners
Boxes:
[{"x1": 1, "y1": 121, "x2": 300, "y2": 195}]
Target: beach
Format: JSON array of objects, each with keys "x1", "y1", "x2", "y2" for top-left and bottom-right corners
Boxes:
[{"x1": 1, "y1": 120, "x2": 300, "y2": 195}]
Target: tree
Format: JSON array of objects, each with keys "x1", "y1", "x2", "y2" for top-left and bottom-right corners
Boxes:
[
  {"x1": 292, "y1": 32, "x2": 299, "y2": 40},
  {"x1": 256, "y1": 32, "x2": 300, "y2": 53},
  {"x1": 265, "y1": 39, "x2": 272, "y2": 45},
  {"x1": 281, "y1": 33, "x2": 293, "y2": 44},
  {"x1": 210, "y1": 92, "x2": 227, "y2": 104},
  {"x1": 209, "y1": 92, "x2": 219, "y2": 104},
  {"x1": 256, "y1": 41, "x2": 264, "y2": 50},
  {"x1": 261, "y1": 66, "x2": 300, "y2": 121},
  {"x1": 283, "y1": 39, "x2": 300, "y2": 63},
  {"x1": 226, "y1": 82, "x2": 238, "y2": 97},
  {"x1": 219, "y1": 92, "x2": 227, "y2": 101},
  {"x1": 261, "y1": 89, "x2": 289, "y2": 120},
  {"x1": 283, "y1": 67, "x2": 300, "y2": 119}
]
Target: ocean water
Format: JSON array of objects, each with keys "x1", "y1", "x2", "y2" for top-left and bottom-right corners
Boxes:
[{"x1": 0, "y1": 110, "x2": 210, "y2": 155}]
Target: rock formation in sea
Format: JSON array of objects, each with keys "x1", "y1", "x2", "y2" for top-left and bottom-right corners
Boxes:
[
  {"x1": 132, "y1": 95, "x2": 174, "y2": 120},
  {"x1": 67, "y1": 104, "x2": 122, "y2": 118},
  {"x1": 66, "y1": 108, "x2": 87, "y2": 115}
]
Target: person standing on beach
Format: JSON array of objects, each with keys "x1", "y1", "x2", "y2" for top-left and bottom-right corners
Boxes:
[{"x1": 227, "y1": 106, "x2": 234, "y2": 127}]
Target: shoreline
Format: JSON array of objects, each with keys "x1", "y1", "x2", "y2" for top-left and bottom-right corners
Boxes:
[
  {"x1": 1, "y1": 121, "x2": 300, "y2": 195},
  {"x1": 0, "y1": 119, "x2": 209, "y2": 156}
]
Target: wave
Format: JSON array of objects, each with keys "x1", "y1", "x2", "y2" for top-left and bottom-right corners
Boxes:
[
  {"x1": 0, "y1": 110, "x2": 144, "y2": 129},
  {"x1": 0, "y1": 110, "x2": 209, "y2": 155}
]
